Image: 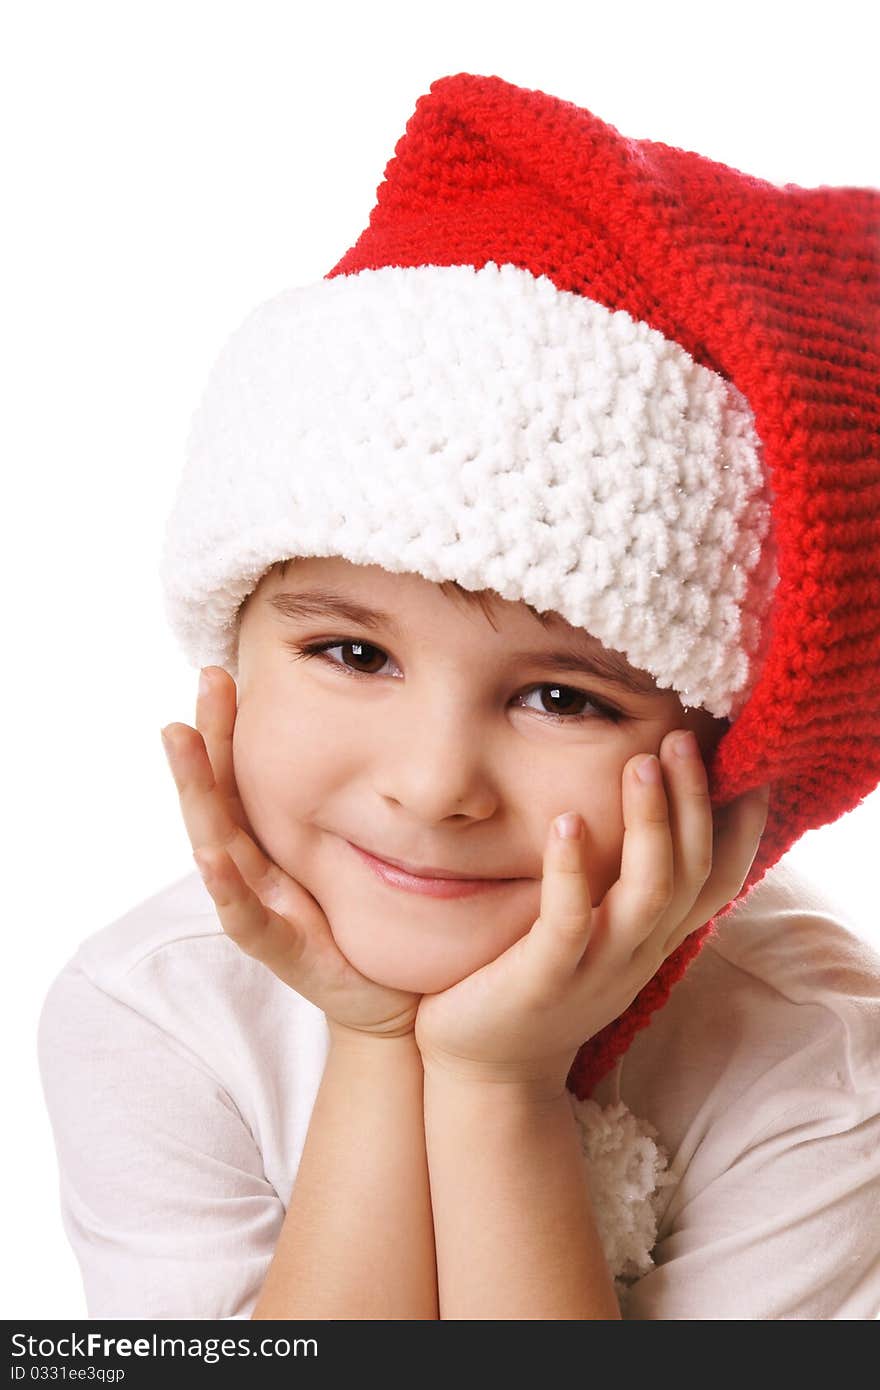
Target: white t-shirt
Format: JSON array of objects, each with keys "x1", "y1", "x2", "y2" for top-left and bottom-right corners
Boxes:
[{"x1": 37, "y1": 858, "x2": 880, "y2": 1320}]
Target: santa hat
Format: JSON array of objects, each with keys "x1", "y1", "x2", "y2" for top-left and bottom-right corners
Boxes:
[{"x1": 160, "y1": 74, "x2": 880, "y2": 1292}]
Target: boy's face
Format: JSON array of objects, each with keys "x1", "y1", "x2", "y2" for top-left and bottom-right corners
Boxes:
[{"x1": 234, "y1": 556, "x2": 728, "y2": 994}]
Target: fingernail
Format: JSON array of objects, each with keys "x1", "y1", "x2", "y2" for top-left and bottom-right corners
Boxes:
[
  {"x1": 199, "y1": 669, "x2": 212, "y2": 700},
  {"x1": 161, "y1": 726, "x2": 173, "y2": 752},
  {"x1": 554, "y1": 812, "x2": 583, "y2": 840},
  {"x1": 635, "y1": 754, "x2": 662, "y2": 784},
  {"x1": 673, "y1": 731, "x2": 698, "y2": 759}
]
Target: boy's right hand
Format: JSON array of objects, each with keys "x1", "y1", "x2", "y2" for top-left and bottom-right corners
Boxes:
[{"x1": 161, "y1": 666, "x2": 420, "y2": 1041}]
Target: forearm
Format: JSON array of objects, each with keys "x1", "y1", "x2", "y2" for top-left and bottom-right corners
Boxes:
[
  {"x1": 423, "y1": 1071, "x2": 621, "y2": 1319},
  {"x1": 252, "y1": 1029, "x2": 438, "y2": 1319}
]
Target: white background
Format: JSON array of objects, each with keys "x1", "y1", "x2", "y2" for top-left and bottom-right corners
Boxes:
[{"x1": 4, "y1": 0, "x2": 878, "y2": 1319}]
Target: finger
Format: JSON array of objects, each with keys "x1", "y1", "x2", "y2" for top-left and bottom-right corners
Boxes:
[
  {"x1": 657, "y1": 728, "x2": 714, "y2": 922},
  {"x1": 195, "y1": 666, "x2": 255, "y2": 837},
  {"x1": 663, "y1": 783, "x2": 771, "y2": 953},
  {"x1": 595, "y1": 754, "x2": 675, "y2": 961},
  {"x1": 192, "y1": 845, "x2": 310, "y2": 987},
  {"x1": 197, "y1": 842, "x2": 358, "y2": 1008},
  {"x1": 625, "y1": 731, "x2": 714, "y2": 975},
  {"x1": 523, "y1": 812, "x2": 594, "y2": 990},
  {"x1": 161, "y1": 721, "x2": 270, "y2": 886}
]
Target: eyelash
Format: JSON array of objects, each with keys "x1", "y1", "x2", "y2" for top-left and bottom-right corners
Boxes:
[{"x1": 284, "y1": 638, "x2": 626, "y2": 726}]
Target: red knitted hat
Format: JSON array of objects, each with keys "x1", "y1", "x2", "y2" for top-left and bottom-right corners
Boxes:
[{"x1": 161, "y1": 72, "x2": 880, "y2": 1099}]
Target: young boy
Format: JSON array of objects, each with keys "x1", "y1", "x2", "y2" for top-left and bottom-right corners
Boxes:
[{"x1": 38, "y1": 72, "x2": 880, "y2": 1319}]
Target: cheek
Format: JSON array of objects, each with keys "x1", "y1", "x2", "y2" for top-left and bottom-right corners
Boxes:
[
  {"x1": 537, "y1": 765, "x2": 626, "y2": 905},
  {"x1": 231, "y1": 697, "x2": 343, "y2": 858},
  {"x1": 585, "y1": 811, "x2": 626, "y2": 904}
]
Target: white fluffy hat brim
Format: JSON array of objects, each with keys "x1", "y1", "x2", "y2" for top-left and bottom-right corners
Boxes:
[{"x1": 160, "y1": 262, "x2": 778, "y2": 717}]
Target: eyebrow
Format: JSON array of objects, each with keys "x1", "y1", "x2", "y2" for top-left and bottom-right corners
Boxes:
[{"x1": 266, "y1": 588, "x2": 659, "y2": 697}]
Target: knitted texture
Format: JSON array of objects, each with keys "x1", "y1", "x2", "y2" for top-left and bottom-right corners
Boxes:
[{"x1": 325, "y1": 72, "x2": 880, "y2": 1097}]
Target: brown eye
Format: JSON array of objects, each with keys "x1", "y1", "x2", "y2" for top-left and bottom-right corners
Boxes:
[
  {"x1": 333, "y1": 641, "x2": 388, "y2": 674},
  {"x1": 519, "y1": 683, "x2": 623, "y2": 724},
  {"x1": 286, "y1": 638, "x2": 391, "y2": 677},
  {"x1": 537, "y1": 685, "x2": 586, "y2": 717}
]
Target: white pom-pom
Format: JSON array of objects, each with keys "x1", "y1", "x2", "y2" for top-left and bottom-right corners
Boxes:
[{"x1": 568, "y1": 1094, "x2": 676, "y2": 1310}]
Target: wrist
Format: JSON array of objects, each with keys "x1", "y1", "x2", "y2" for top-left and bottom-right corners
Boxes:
[
  {"x1": 418, "y1": 1046, "x2": 575, "y2": 1107},
  {"x1": 328, "y1": 1018, "x2": 421, "y2": 1061},
  {"x1": 421, "y1": 1056, "x2": 572, "y2": 1111},
  {"x1": 423, "y1": 1066, "x2": 580, "y2": 1163}
]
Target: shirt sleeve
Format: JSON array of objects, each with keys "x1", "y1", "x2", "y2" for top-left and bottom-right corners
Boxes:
[
  {"x1": 37, "y1": 961, "x2": 285, "y2": 1319},
  {"x1": 620, "y1": 1088, "x2": 880, "y2": 1319}
]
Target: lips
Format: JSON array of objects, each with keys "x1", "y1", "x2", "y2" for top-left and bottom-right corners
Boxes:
[
  {"x1": 347, "y1": 840, "x2": 510, "y2": 881},
  {"x1": 346, "y1": 840, "x2": 526, "y2": 900}
]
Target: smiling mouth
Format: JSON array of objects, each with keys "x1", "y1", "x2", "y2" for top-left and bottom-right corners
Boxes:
[
  {"x1": 346, "y1": 840, "x2": 514, "y2": 881},
  {"x1": 345, "y1": 840, "x2": 527, "y2": 897}
]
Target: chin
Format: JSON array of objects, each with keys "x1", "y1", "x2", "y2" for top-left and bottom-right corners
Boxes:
[
  {"x1": 324, "y1": 907, "x2": 523, "y2": 995},
  {"x1": 371, "y1": 961, "x2": 470, "y2": 995},
  {"x1": 335, "y1": 936, "x2": 477, "y2": 995}
]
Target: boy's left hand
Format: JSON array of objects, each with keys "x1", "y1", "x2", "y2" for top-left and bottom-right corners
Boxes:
[{"x1": 414, "y1": 729, "x2": 771, "y2": 1100}]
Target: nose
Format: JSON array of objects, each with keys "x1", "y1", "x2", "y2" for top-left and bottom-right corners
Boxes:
[{"x1": 373, "y1": 702, "x2": 497, "y2": 821}]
